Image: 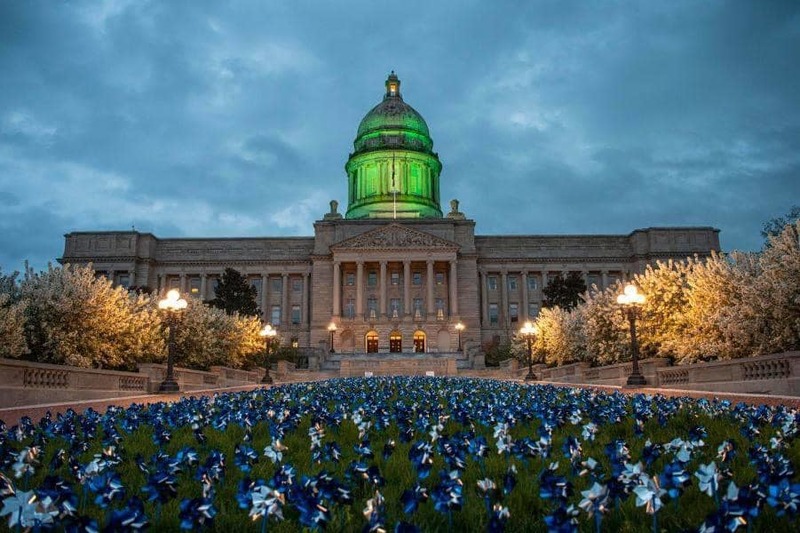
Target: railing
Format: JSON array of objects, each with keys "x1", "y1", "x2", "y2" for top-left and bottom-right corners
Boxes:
[
  {"x1": 531, "y1": 351, "x2": 799, "y2": 396},
  {"x1": 23, "y1": 368, "x2": 69, "y2": 389},
  {"x1": 0, "y1": 358, "x2": 264, "y2": 409}
]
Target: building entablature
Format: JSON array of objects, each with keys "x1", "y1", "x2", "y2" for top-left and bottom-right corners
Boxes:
[{"x1": 330, "y1": 223, "x2": 460, "y2": 255}]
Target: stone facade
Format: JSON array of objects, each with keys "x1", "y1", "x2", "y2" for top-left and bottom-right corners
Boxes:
[{"x1": 61, "y1": 218, "x2": 719, "y2": 360}]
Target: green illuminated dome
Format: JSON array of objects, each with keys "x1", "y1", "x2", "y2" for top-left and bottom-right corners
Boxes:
[{"x1": 346, "y1": 72, "x2": 442, "y2": 219}]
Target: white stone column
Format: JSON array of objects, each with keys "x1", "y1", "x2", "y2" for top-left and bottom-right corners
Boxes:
[
  {"x1": 479, "y1": 270, "x2": 488, "y2": 326},
  {"x1": 426, "y1": 260, "x2": 435, "y2": 315},
  {"x1": 332, "y1": 263, "x2": 341, "y2": 317},
  {"x1": 601, "y1": 270, "x2": 608, "y2": 289},
  {"x1": 200, "y1": 273, "x2": 208, "y2": 300},
  {"x1": 500, "y1": 270, "x2": 508, "y2": 326},
  {"x1": 356, "y1": 261, "x2": 364, "y2": 317},
  {"x1": 449, "y1": 260, "x2": 458, "y2": 316},
  {"x1": 179, "y1": 273, "x2": 186, "y2": 294},
  {"x1": 281, "y1": 273, "x2": 289, "y2": 325},
  {"x1": 260, "y1": 274, "x2": 268, "y2": 320},
  {"x1": 403, "y1": 260, "x2": 411, "y2": 316},
  {"x1": 302, "y1": 272, "x2": 310, "y2": 324},
  {"x1": 521, "y1": 271, "x2": 529, "y2": 321},
  {"x1": 129, "y1": 269, "x2": 136, "y2": 287},
  {"x1": 542, "y1": 270, "x2": 548, "y2": 289},
  {"x1": 379, "y1": 261, "x2": 387, "y2": 317}
]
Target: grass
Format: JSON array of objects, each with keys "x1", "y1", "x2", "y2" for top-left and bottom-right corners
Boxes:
[{"x1": 1, "y1": 377, "x2": 799, "y2": 532}]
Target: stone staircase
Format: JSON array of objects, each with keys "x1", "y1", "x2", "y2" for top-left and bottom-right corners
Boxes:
[{"x1": 319, "y1": 350, "x2": 474, "y2": 374}]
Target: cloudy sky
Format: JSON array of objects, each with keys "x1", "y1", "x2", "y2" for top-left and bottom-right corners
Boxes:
[{"x1": 1, "y1": 1, "x2": 798, "y2": 273}]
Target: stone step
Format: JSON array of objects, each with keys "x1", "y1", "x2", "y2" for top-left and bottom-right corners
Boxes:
[{"x1": 327, "y1": 352, "x2": 469, "y2": 361}]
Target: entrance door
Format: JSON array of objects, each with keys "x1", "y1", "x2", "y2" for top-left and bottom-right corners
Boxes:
[
  {"x1": 366, "y1": 332, "x2": 379, "y2": 353},
  {"x1": 413, "y1": 331, "x2": 426, "y2": 353},
  {"x1": 389, "y1": 332, "x2": 402, "y2": 353}
]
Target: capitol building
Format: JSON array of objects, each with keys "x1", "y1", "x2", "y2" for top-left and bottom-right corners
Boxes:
[{"x1": 61, "y1": 73, "x2": 720, "y2": 364}]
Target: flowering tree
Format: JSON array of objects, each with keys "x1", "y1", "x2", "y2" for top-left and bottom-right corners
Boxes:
[
  {"x1": 749, "y1": 221, "x2": 800, "y2": 353},
  {"x1": 532, "y1": 306, "x2": 587, "y2": 366},
  {"x1": 633, "y1": 260, "x2": 691, "y2": 359},
  {"x1": 18, "y1": 264, "x2": 164, "y2": 369},
  {"x1": 0, "y1": 293, "x2": 27, "y2": 358},
  {"x1": 582, "y1": 284, "x2": 628, "y2": 365},
  {"x1": 167, "y1": 300, "x2": 263, "y2": 370}
]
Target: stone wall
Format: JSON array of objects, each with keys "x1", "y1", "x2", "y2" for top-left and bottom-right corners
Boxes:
[
  {"x1": 339, "y1": 356, "x2": 457, "y2": 377},
  {"x1": 534, "y1": 352, "x2": 800, "y2": 396},
  {"x1": 538, "y1": 358, "x2": 671, "y2": 386},
  {"x1": 653, "y1": 352, "x2": 800, "y2": 396},
  {"x1": 0, "y1": 358, "x2": 262, "y2": 408}
]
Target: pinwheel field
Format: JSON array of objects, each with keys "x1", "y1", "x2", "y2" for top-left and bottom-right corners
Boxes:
[{"x1": 1, "y1": 377, "x2": 799, "y2": 532}]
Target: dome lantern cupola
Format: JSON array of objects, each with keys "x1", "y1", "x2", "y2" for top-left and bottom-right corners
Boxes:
[
  {"x1": 385, "y1": 70, "x2": 400, "y2": 98},
  {"x1": 345, "y1": 72, "x2": 442, "y2": 219}
]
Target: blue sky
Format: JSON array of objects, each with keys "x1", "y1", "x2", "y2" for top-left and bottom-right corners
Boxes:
[{"x1": 1, "y1": 1, "x2": 799, "y2": 273}]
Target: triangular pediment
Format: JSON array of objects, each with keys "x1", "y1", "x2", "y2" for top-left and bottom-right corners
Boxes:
[{"x1": 331, "y1": 224, "x2": 459, "y2": 251}]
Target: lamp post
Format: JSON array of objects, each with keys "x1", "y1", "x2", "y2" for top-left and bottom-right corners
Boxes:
[
  {"x1": 158, "y1": 289, "x2": 187, "y2": 393},
  {"x1": 259, "y1": 324, "x2": 278, "y2": 384},
  {"x1": 455, "y1": 322, "x2": 465, "y2": 351},
  {"x1": 328, "y1": 322, "x2": 337, "y2": 353},
  {"x1": 616, "y1": 283, "x2": 647, "y2": 386},
  {"x1": 520, "y1": 321, "x2": 538, "y2": 382}
]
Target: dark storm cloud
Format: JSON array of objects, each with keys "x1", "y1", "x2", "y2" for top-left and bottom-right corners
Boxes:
[{"x1": 1, "y1": 0, "x2": 798, "y2": 272}]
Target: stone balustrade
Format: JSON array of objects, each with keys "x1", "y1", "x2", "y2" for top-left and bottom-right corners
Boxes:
[
  {"x1": 530, "y1": 351, "x2": 799, "y2": 396},
  {"x1": 653, "y1": 351, "x2": 800, "y2": 395},
  {"x1": 537, "y1": 358, "x2": 670, "y2": 386},
  {"x1": 0, "y1": 358, "x2": 263, "y2": 408}
]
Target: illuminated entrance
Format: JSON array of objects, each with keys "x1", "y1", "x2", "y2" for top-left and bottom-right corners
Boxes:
[
  {"x1": 389, "y1": 331, "x2": 402, "y2": 353},
  {"x1": 366, "y1": 332, "x2": 378, "y2": 353},
  {"x1": 413, "y1": 331, "x2": 426, "y2": 353}
]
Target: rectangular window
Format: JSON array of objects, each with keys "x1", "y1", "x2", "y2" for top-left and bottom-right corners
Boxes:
[
  {"x1": 168, "y1": 277, "x2": 180, "y2": 290},
  {"x1": 508, "y1": 276, "x2": 517, "y2": 290},
  {"x1": 271, "y1": 305, "x2": 281, "y2": 326},
  {"x1": 290, "y1": 338, "x2": 299, "y2": 349},
  {"x1": 587, "y1": 275, "x2": 600, "y2": 288},
  {"x1": 509, "y1": 303, "x2": 519, "y2": 323},
  {"x1": 117, "y1": 274, "x2": 130, "y2": 288},
  {"x1": 271, "y1": 277, "x2": 282, "y2": 292},
  {"x1": 346, "y1": 273, "x2": 355, "y2": 286},
  {"x1": 390, "y1": 298, "x2": 401, "y2": 317},
  {"x1": 413, "y1": 298, "x2": 423, "y2": 318},
  {"x1": 390, "y1": 272, "x2": 400, "y2": 285},
  {"x1": 367, "y1": 298, "x2": 378, "y2": 318},
  {"x1": 291, "y1": 305, "x2": 301, "y2": 325},
  {"x1": 527, "y1": 276, "x2": 538, "y2": 290},
  {"x1": 435, "y1": 272, "x2": 445, "y2": 285},
  {"x1": 211, "y1": 277, "x2": 220, "y2": 295},
  {"x1": 189, "y1": 277, "x2": 201, "y2": 297},
  {"x1": 367, "y1": 271, "x2": 377, "y2": 287},
  {"x1": 412, "y1": 272, "x2": 422, "y2": 285},
  {"x1": 528, "y1": 303, "x2": 540, "y2": 318},
  {"x1": 250, "y1": 278, "x2": 262, "y2": 298},
  {"x1": 292, "y1": 278, "x2": 302, "y2": 292},
  {"x1": 489, "y1": 303, "x2": 499, "y2": 326},
  {"x1": 435, "y1": 298, "x2": 445, "y2": 320},
  {"x1": 345, "y1": 299, "x2": 355, "y2": 319},
  {"x1": 487, "y1": 276, "x2": 498, "y2": 290}
]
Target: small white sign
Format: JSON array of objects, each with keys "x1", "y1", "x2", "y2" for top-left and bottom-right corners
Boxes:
[
  {"x1": 364, "y1": 371, "x2": 374, "y2": 377},
  {"x1": 425, "y1": 371, "x2": 435, "y2": 377}
]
